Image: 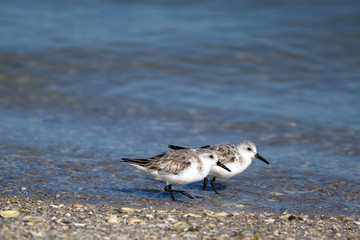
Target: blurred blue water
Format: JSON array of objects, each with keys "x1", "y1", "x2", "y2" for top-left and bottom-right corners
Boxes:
[{"x1": 0, "y1": 0, "x2": 359, "y2": 213}]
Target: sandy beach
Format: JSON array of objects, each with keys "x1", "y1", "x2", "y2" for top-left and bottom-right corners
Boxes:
[{"x1": 1, "y1": 194, "x2": 359, "y2": 239}]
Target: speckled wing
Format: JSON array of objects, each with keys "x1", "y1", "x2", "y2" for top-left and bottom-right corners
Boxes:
[
  {"x1": 207, "y1": 144, "x2": 237, "y2": 164},
  {"x1": 146, "y1": 150, "x2": 192, "y2": 174},
  {"x1": 168, "y1": 144, "x2": 237, "y2": 164}
]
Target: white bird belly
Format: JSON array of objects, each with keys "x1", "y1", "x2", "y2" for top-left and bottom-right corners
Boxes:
[
  {"x1": 210, "y1": 161, "x2": 251, "y2": 179},
  {"x1": 155, "y1": 163, "x2": 208, "y2": 185}
]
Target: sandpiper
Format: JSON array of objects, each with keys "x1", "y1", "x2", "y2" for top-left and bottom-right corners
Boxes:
[
  {"x1": 168, "y1": 140, "x2": 269, "y2": 193},
  {"x1": 122, "y1": 149, "x2": 231, "y2": 200}
]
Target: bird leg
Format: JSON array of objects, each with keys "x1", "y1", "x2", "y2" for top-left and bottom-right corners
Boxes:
[
  {"x1": 203, "y1": 177, "x2": 208, "y2": 190},
  {"x1": 210, "y1": 176, "x2": 218, "y2": 194},
  {"x1": 164, "y1": 184, "x2": 194, "y2": 200},
  {"x1": 164, "y1": 184, "x2": 175, "y2": 201}
]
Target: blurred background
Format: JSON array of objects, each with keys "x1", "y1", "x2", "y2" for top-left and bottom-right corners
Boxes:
[{"x1": 0, "y1": 0, "x2": 359, "y2": 213}]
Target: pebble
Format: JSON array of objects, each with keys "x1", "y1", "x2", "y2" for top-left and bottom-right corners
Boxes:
[
  {"x1": 61, "y1": 220, "x2": 73, "y2": 224},
  {"x1": 173, "y1": 221, "x2": 187, "y2": 227},
  {"x1": 120, "y1": 207, "x2": 135, "y2": 214},
  {"x1": 128, "y1": 218, "x2": 145, "y2": 225},
  {"x1": 279, "y1": 213, "x2": 291, "y2": 220},
  {"x1": 73, "y1": 203, "x2": 84, "y2": 209},
  {"x1": 170, "y1": 224, "x2": 187, "y2": 232},
  {"x1": 167, "y1": 217, "x2": 178, "y2": 224},
  {"x1": 107, "y1": 215, "x2": 118, "y2": 223},
  {"x1": 288, "y1": 215, "x2": 303, "y2": 221},
  {"x1": 183, "y1": 213, "x2": 201, "y2": 218},
  {"x1": 0, "y1": 210, "x2": 20, "y2": 218},
  {"x1": 73, "y1": 222, "x2": 86, "y2": 227},
  {"x1": 30, "y1": 230, "x2": 44, "y2": 237},
  {"x1": 264, "y1": 218, "x2": 276, "y2": 223},
  {"x1": 50, "y1": 204, "x2": 64, "y2": 208},
  {"x1": 203, "y1": 210, "x2": 230, "y2": 217},
  {"x1": 23, "y1": 216, "x2": 45, "y2": 223}
]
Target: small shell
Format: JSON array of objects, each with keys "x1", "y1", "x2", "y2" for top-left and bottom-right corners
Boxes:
[
  {"x1": 120, "y1": 207, "x2": 135, "y2": 214},
  {"x1": 0, "y1": 210, "x2": 20, "y2": 218},
  {"x1": 23, "y1": 216, "x2": 44, "y2": 223},
  {"x1": 128, "y1": 218, "x2": 145, "y2": 225}
]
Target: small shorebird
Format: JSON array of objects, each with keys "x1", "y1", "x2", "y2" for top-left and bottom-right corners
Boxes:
[
  {"x1": 168, "y1": 140, "x2": 269, "y2": 193},
  {"x1": 122, "y1": 149, "x2": 231, "y2": 200}
]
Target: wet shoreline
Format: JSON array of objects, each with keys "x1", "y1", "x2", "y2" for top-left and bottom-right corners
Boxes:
[
  {"x1": 1, "y1": 194, "x2": 359, "y2": 239},
  {"x1": 1, "y1": 1, "x2": 360, "y2": 235},
  {"x1": 1, "y1": 50, "x2": 359, "y2": 215}
]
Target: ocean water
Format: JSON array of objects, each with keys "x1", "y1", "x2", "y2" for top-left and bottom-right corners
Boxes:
[{"x1": 0, "y1": 0, "x2": 359, "y2": 214}]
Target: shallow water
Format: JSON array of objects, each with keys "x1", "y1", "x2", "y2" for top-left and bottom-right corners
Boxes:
[{"x1": 0, "y1": 0, "x2": 359, "y2": 214}]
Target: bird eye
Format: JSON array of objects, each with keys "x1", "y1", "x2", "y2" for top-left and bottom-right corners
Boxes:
[
  {"x1": 209, "y1": 155, "x2": 214, "y2": 159},
  {"x1": 247, "y1": 147, "x2": 252, "y2": 151}
]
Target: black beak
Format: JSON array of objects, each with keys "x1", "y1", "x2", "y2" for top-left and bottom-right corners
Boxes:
[
  {"x1": 217, "y1": 161, "x2": 231, "y2": 172},
  {"x1": 255, "y1": 153, "x2": 269, "y2": 164}
]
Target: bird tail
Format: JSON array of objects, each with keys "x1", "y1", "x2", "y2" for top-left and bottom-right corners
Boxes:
[
  {"x1": 121, "y1": 158, "x2": 151, "y2": 167},
  {"x1": 168, "y1": 144, "x2": 189, "y2": 150},
  {"x1": 168, "y1": 144, "x2": 211, "y2": 150}
]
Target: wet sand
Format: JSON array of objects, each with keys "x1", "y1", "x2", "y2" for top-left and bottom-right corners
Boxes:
[{"x1": 1, "y1": 194, "x2": 359, "y2": 239}]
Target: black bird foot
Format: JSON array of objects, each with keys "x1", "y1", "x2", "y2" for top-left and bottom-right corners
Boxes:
[
  {"x1": 179, "y1": 191, "x2": 194, "y2": 199},
  {"x1": 164, "y1": 184, "x2": 194, "y2": 200}
]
